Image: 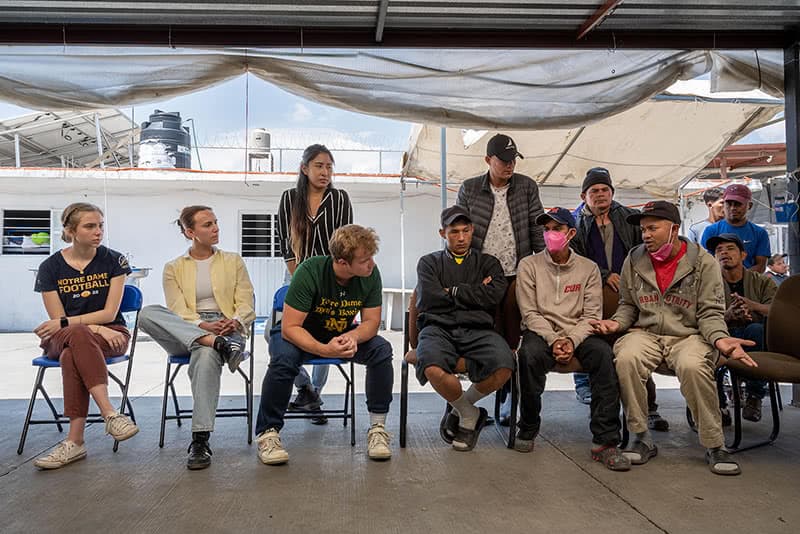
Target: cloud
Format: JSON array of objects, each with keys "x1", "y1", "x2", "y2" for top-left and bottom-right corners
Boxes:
[
  {"x1": 291, "y1": 103, "x2": 312, "y2": 123},
  {"x1": 736, "y1": 120, "x2": 785, "y2": 145}
]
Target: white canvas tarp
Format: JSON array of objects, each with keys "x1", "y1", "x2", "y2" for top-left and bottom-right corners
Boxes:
[
  {"x1": 0, "y1": 47, "x2": 783, "y2": 130},
  {"x1": 402, "y1": 82, "x2": 782, "y2": 197}
]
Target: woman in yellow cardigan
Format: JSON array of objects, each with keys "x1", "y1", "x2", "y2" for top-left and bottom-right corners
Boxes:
[{"x1": 139, "y1": 205, "x2": 255, "y2": 470}]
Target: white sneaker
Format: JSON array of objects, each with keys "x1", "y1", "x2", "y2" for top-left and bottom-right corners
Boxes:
[
  {"x1": 104, "y1": 412, "x2": 139, "y2": 441},
  {"x1": 33, "y1": 440, "x2": 87, "y2": 470},
  {"x1": 367, "y1": 424, "x2": 392, "y2": 461},
  {"x1": 257, "y1": 429, "x2": 289, "y2": 465}
]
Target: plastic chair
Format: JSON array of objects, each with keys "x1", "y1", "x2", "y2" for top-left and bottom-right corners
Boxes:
[
  {"x1": 400, "y1": 283, "x2": 519, "y2": 449},
  {"x1": 158, "y1": 313, "x2": 256, "y2": 447},
  {"x1": 271, "y1": 285, "x2": 356, "y2": 446},
  {"x1": 17, "y1": 284, "x2": 143, "y2": 454},
  {"x1": 724, "y1": 274, "x2": 800, "y2": 452}
]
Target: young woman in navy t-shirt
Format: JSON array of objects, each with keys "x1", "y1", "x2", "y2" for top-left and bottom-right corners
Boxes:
[{"x1": 32, "y1": 202, "x2": 138, "y2": 469}]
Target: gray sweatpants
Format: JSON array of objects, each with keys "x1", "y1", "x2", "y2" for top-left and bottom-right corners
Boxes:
[{"x1": 139, "y1": 304, "x2": 243, "y2": 433}]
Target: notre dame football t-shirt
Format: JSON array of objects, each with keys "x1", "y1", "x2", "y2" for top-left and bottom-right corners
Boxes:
[
  {"x1": 35, "y1": 246, "x2": 132, "y2": 326},
  {"x1": 285, "y1": 255, "x2": 382, "y2": 343}
]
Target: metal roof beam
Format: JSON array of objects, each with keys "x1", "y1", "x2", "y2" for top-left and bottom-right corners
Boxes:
[
  {"x1": 0, "y1": 24, "x2": 794, "y2": 49},
  {"x1": 375, "y1": 0, "x2": 389, "y2": 43},
  {"x1": 577, "y1": 0, "x2": 625, "y2": 41}
]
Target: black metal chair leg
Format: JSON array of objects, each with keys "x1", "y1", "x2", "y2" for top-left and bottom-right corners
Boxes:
[
  {"x1": 350, "y1": 362, "x2": 356, "y2": 447},
  {"x1": 767, "y1": 381, "x2": 781, "y2": 443},
  {"x1": 40, "y1": 384, "x2": 64, "y2": 433},
  {"x1": 729, "y1": 372, "x2": 743, "y2": 450},
  {"x1": 159, "y1": 361, "x2": 171, "y2": 448},
  {"x1": 507, "y1": 366, "x2": 518, "y2": 449},
  {"x1": 169, "y1": 365, "x2": 183, "y2": 428},
  {"x1": 17, "y1": 367, "x2": 46, "y2": 455},
  {"x1": 620, "y1": 412, "x2": 629, "y2": 449},
  {"x1": 400, "y1": 359, "x2": 408, "y2": 448}
]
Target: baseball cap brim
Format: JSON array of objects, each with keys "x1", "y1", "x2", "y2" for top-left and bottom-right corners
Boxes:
[
  {"x1": 494, "y1": 149, "x2": 524, "y2": 162},
  {"x1": 707, "y1": 235, "x2": 744, "y2": 252}
]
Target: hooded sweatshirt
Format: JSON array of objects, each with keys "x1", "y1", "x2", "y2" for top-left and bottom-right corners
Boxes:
[
  {"x1": 612, "y1": 238, "x2": 729, "y2": 345},
  {"x1": 516, "y1": 248, "x2": 602, "y2": 347}
]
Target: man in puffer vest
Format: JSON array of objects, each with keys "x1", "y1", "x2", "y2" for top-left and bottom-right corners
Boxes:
[
  {"x1": 515, "y1": 207, "x2": 630, "y2": 471},
  {"x1": 591, "y1": 201, "x2": 757, "y2": 476}
]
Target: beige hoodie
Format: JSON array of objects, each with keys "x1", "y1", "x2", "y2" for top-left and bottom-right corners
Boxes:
[{"x1": 516, "y1": 249, "x2": 603, "y2": 347}]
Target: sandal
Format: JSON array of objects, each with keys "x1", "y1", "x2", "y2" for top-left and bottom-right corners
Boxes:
[
  {"x1": 622, "y1": 440, "x2": 658, "y2": 465},
  {"x1": 452, "y1": 407, "x2": 488, "y2": 452},
  {"x1": 591, "y1": 444, "x2": 631, "y2": 471},
  {"x1": 439, "y1": 406, "x2": 459, "y2": 444},
  {"x1": 706, "y1": 448, "x2": 741, "y2": 476}
]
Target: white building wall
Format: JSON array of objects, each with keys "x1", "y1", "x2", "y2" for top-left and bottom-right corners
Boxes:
[{"x1": 0, "y1": 169, "x2": 670, "y2": 332}]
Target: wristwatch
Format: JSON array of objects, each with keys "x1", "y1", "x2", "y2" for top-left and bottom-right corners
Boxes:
[{"x1": 60, "y1": 316, "x2": 69, "y2": 328}]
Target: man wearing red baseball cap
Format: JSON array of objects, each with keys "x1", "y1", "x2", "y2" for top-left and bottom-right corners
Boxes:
[{"x1": 700, "y1": 184, "x2": 771, "y2": 273}]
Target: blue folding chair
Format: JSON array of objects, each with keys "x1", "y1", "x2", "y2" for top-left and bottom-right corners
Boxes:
[
  {"x1": 271, "y1": 285, "x2": 356, "y2": 446},
  {"x1": 158, "y1": 312, "x2": 256, "y2": 447},
  {"x1": 17, "y1": 284, "x2": 143, "y2": 455}
]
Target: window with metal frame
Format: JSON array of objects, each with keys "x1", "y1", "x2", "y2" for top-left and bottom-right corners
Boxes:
[
  {"x1": 1, "y1": 209, "x2": 51, "y2": 255},
  {"x1": 240, "y1": 212, "x2": 279, "y2": 258}
]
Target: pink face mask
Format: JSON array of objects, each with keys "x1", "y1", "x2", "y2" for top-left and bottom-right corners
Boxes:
[
  {"x1": 544, "y1": 230, "x2": 569, "y2": 254},
  {"x1": 649, "y1": 228, "x2": 677, "y2": 262}
]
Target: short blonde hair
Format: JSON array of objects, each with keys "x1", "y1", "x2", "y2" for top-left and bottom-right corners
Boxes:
[{"x1": 329, "y1": 224, "x2": 379, "y2": 263}]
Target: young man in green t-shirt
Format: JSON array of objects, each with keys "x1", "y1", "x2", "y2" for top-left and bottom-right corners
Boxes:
[{"x1": 255, "y1": 225, "x2": 393, "y2": 464}]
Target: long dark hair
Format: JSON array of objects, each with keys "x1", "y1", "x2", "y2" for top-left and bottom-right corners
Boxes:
[{"x1": 290, "y1": 144, "x2": 335, "y2": 261}]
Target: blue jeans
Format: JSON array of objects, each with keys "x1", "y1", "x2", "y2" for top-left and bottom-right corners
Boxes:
[
  {"x1": 728, "y1": 322, "x2": 767, "y2": 400},
  {"x1": 255, "y1": 332, "x2": 393, "y2": 434}
]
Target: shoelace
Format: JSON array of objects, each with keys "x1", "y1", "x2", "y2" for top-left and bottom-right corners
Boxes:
[
  {"x1": 368, "y1": 427, "x2": 391, "y2": 448},
  {"x1": 105, "y1": 414, "x2": 129, "y2": 434},
  {"x1": 47, "y1": 441, "x2": 74, "y2": 461},
  {"x1": 260, "y1": 433, "x2": 283, "y2": 452}
]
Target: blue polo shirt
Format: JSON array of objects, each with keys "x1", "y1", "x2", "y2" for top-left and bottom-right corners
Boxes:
[{"x1": 701, "y1": 220, "x2": 771, "y2": 269}]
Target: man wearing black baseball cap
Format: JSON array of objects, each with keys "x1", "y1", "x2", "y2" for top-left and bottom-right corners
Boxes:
[
  {"x1": 591, "y1": 200, "x2": 757, "y2": 476},
  {"x1": 412, "y1": 206, "x2": 515, "y2": 452},
  {"x1": 711, "y1": 233, "x2": 777, "y2": 423},
  {"x1": 514, "y1": 207, "x2": 629, "y2": 470}
]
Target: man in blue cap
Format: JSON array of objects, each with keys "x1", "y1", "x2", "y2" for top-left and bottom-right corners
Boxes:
[{"x1": 515, "y1": 207, "x2": 629, "y2": 470}]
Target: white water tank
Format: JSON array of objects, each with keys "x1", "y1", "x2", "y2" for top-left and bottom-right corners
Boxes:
[{"x1": 250, "y1": 129, "x2": 271, "y2": 154}]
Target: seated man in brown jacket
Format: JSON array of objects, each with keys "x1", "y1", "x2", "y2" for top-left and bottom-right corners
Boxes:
[{"x1": 515, "y1": 207, "x2": 629, "y2": 470}]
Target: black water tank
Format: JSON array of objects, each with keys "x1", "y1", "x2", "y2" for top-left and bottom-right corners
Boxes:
[{"x1": 138, "y1": 110, "x2": 191, "y2": 169}]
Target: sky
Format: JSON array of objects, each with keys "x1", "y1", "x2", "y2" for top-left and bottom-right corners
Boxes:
[{"x1": 0, "y1": 72, "x2": 786, "y2": 174}]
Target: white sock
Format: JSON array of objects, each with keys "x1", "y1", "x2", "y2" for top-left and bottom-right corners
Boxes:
[
  {"x1": 464, "y1": 384, "x2": 488, "y2": 405},
  {"x1": 450, "y1": 393, "x2": 479, "y2": 430},
  {"x1": 369, "y1": 413, "x2": 386, "y2": 427}
]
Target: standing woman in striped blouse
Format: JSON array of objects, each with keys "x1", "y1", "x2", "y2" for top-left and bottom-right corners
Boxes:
[{"x1": 276, "y1": 144, "x2": 353, "y2": 422}]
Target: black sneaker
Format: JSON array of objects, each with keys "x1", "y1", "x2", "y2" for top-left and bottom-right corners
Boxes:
[
  {"x1": 288, "y1": 386, "x2": 323, "y2": 412},
  {"x1": 647, "y1": 412, "x2": 670, "y2": 432},
  {"x1": 214, "y1": 336, "x2": 245, "y2": 373},
  {"x1": 187, "y1": 432, "x2": 212, "y2": 470},
  {"x1": 742, "y1": 396, "x2": 762, "y2": 422}
]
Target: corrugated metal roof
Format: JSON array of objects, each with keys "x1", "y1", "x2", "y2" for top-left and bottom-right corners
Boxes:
[{"x1": 0, "y1": 1, "x2": 797, "y2": 47}]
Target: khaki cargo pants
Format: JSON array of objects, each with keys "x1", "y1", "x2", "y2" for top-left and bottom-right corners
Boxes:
[{"x1": 614, "y1": 329, "x2": 723, "y2": 449}]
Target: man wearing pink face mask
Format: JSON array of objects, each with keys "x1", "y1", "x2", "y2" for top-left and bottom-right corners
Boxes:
[
  {"x1": 515, "y1": 207, "x2": 629, "y2": 470},
  {"x1": 590, "y1": 200, "x2": 757, "y2": 476}
]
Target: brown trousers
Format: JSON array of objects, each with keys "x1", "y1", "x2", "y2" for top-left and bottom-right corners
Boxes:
[{"x1": 41, "y1": 324, "x2": 130, "y2": 418}]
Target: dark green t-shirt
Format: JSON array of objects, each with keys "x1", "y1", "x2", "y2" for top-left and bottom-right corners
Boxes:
[{"x1": 285, "y1": 256, "x2": 382, "y2": 343}]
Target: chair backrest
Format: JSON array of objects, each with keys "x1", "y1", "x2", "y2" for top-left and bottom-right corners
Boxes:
[
  {"x1": 271, "y1": 285, "x2": 290, "y2": 327},
  {"x1": 120, "y1": 285, "x2": 143, "y2": 312},
  {"x1": 766, "y1": 274, "x2": 800, "y2": 358}
]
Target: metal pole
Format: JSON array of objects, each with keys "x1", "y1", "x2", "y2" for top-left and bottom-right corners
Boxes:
[
  {"x1": 400, "y1": 177, "x2": 406, "y2": 334},
  {"x1": 14, "y1": 133, "x2": 20, "y2": 167},
  {"x1": 783, "y1": 41, "x2": 800, "y2": 408},
  {"x1": 94, "y1": 113, "x2": 105, "y2": 168},
  {"x1": 440, "y1": 127, "x2": 447, "y2": 211}
]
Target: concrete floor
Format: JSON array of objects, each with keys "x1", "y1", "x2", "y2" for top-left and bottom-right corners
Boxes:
[{"x1": 1, "y1": 333, "x2": 799, "y2": 533}]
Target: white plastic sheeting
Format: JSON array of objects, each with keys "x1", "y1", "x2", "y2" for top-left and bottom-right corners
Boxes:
[
  {"x1": 402, "y1": 84, "x2": 782, "y2": 197},
  {"x1": 0, "y1": 47, "x2": 784, "y2": 130}
]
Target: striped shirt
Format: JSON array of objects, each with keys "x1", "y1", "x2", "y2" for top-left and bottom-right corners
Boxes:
[{"x1": 277, "y1": 187, "x2": 353, "y2": 263}]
